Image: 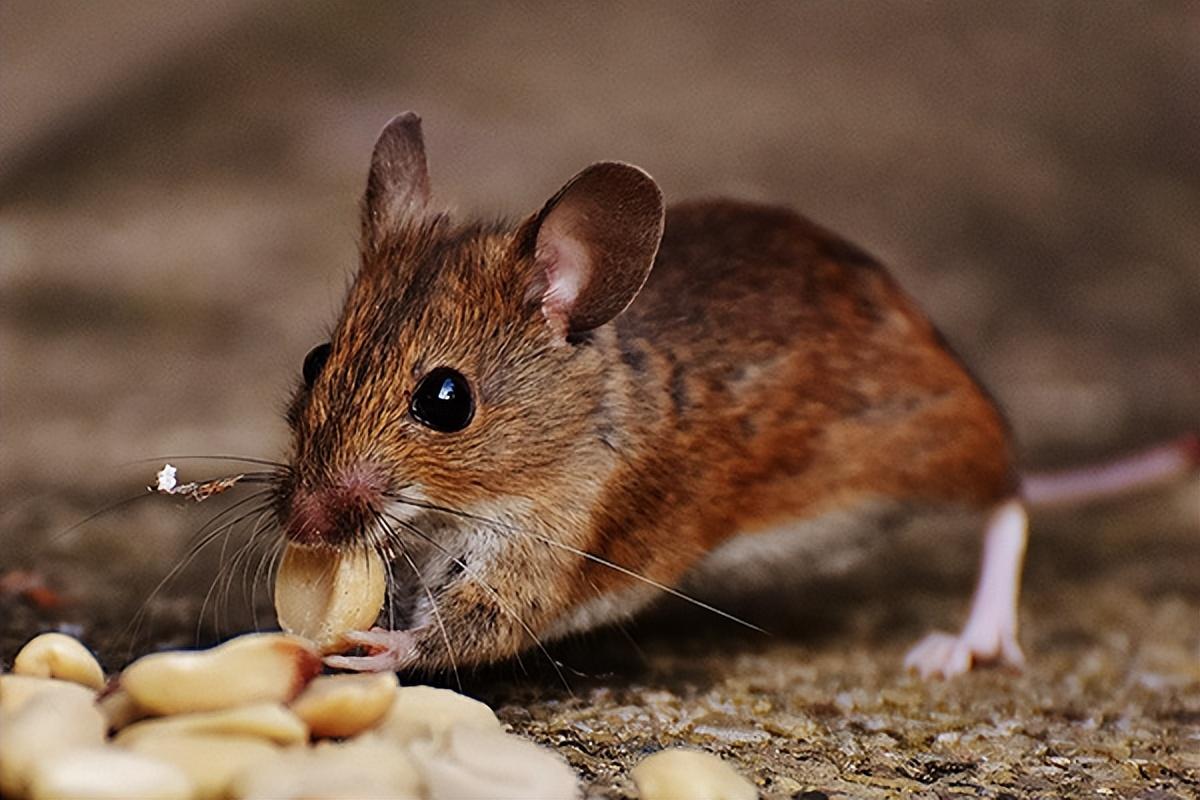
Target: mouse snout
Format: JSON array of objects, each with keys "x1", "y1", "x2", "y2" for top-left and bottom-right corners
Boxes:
[{"x1": 281, "y1": 466, "x2": 386, "y2": 548}]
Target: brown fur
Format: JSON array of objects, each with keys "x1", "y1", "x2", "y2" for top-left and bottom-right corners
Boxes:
[
  {"x1": 577, "y1": 200, "x2": 1014, "y2": 604},
  {"x1": 274, "y1": 123, "x2": 1014, "y2": 670}
]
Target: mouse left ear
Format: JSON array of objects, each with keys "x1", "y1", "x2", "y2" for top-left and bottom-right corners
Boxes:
[
  {"x1": 362, "y1": 112, "x2": 432, "y2": 245},
  {"x1": 519, "y1": 162, "x2": 664, "y2": 335}
]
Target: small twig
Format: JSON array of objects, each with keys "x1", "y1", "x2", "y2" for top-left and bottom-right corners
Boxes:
[{"x1": 150, "y1": 463, "x2": 245, "y2": 502}]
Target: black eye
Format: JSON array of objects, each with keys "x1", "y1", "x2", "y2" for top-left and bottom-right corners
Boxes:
[
  {"x1": 411, "y1": 367, "x2": 474, "y2": 432},
  {"x1": 302, "y1": 343, "x2": 331, "y2": 389}
]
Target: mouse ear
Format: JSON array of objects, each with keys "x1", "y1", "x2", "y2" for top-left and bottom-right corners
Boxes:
[
  {"x1": 362, "y1": 112, "x2": 432, "y2": 243},
  {"x1": 520, "y1": 162, "x2": 664, "y2": 335}
]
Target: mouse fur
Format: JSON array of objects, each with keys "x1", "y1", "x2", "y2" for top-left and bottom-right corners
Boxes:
[{"x1": 275, "y1": 113, "x2": 1019, "y2": 676}]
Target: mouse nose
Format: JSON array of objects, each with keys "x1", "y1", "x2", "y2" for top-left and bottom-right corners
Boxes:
[{"x1": 283, "y1": 467, "x2": 385, "y2": 547}]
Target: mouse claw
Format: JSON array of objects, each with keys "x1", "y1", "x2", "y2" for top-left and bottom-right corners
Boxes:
[
  {"x1": 904, "y1": 627, "x2": 1025, "y2": 680},
  {"x1": 905, "y1": 631, "x2": 969, "y2": 679},
  {"x1": 323, "y1": 628, "x2": 417, "y2": 673}
]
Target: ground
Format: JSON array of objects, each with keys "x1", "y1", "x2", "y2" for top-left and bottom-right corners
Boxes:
[{"x1": 2, "y1": 2, "x2": 1198, "y2": 798}]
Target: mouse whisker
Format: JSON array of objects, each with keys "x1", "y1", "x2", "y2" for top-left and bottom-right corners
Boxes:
[
  {"x1": 9, "y1": 470, "x2": 282, "y2": 572},
  {"x1": 381, "y1": 511, "x2": 571, "y2": 693},
  {"x1": 185, "y1": 490, "x2": 278, "y2": 547},
  {"x1": 264, "y1": 530, "x2": 287, "y2": 604},
  {"x1": 198, "y1": 511, "x2": 250, "y2": 641},
  {"x1": 197, "y1": 495, "x2": 275, "y2": 637},
  {"x1": 214, "y1": 517, "x2": 266, "y2": 642},
  {"x1": 123, "y1": 491, "x2": 271, "y2": 652},
  {"x1": 197, "y1": 501, "x2": 276, "y2": 640},
  {"x1": 372, "y1": 511, "x2": 463, "y2": 691},
  {"x1": 47, "y1": 492, "x2": 159, "y2": 545},
  {"x1": 216, "y1": 474, "x2": 281, "y2": 484},
  {"x1": 385, "y1": 495, "x2": 768, "y2": 635},
  {"x1": 360, "y1": 518, "x2": 394, "y2": 632},
  {"x1": 131, "y1": 455, "x2": 291, "y2": 470},
  {"x1": 584, "y1": 573, "x2": 650, "y2": 668},
  {"x1": 209, "y1": 526, "x2": 255, "y2": 643},
  {"x1": 187, "y1": 494, "x2": 279, "y2": 637},
  {"x1": 248, "y1": 512, "x2": 284, "y2": 633},
  {"x1": 124, "y1": 493, "x2": 273, "y2": 656},
  {"x1": 509, "y1": 529, "x2": 766, "y2": 635}
]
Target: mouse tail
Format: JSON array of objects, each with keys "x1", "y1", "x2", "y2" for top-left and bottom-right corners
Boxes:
[{"x1": 1019, "y1": 432, "x2": 1200, "y2": 508}]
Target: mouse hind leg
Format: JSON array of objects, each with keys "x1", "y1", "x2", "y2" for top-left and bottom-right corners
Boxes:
[{"x1": 904, "y1": 497, "x2": 1028, "y2": 679}]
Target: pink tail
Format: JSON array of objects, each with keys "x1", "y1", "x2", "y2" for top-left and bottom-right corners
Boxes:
[{"x1": 1020, "y1": 433, "x2": 1200, "y2": 508}]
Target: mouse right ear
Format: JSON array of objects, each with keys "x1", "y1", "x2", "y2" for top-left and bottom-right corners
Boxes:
[
  {"x1": 362, "y1": 112, "x2": 432, "y2": 245},
  {"x1": 518, "y1": 162, "x2": 664, "y2": 336}
]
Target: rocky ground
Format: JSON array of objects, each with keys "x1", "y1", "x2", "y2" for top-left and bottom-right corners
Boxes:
[{"x1": 2, "y1": 2, "x2": 1198, "y2": 797}]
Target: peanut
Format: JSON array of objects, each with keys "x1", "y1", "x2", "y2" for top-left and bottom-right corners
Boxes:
[
  {"x1": 289, "y1": 672, "x2": 398, "y2": 739},
  {"x1": 230, "y1": 737, "x2": 421, "y2": 800},
  {"x1": 12, "y1": 633, "x2": 105, "y2": 691},
  {"x1": 115, "y1": 702, "x2": 308, "y2": 747},
  {"x1": 631, "y1": 748, "x2": 757, "y2": 800},
  {"x1": 0, "y1": 674, "x2": 96, "y2": 716},
  {"x1": 123, "y1": 733, "x2": 280, "y2": 800},
  {"x1": 27, "y1": 747, "x2": 192, "y2": 800},
  {"x1": 408, "y1": 725, "x2": 579, "y2": 800},
  {"x1": 370, "y1": 685, "x2": 501, "y2": 746},
  {"x1": 0, "y1": 686, "x2": 107, "y2": 798},
  {"x1": 118, "y1": 633, "x2": 321, "y2": 715},
  {"x1": 274, "y1": 544, "x2": 388, "y2": 653}
]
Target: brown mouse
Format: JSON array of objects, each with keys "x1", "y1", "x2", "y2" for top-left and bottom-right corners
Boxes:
[{"x1": 275, "y1": 112, "x2": 1198, "y2": 679}]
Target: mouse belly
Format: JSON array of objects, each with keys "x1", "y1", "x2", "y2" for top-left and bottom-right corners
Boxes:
[
  {"x1": 544, "y1": 503, "x2": 895, "y2": 639},
  {"x1": 544, "y1": 497, "x2": 985, "y2": 640},
  {"x1": 679, "y1": 498, "x2": 903, "y2": 595}
]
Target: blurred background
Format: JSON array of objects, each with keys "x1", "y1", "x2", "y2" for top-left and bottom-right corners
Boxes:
[
  {"x1": 3, "y1": 0, "x2": 1200, "y2": 629},
  {"x1": 2, "y1": 3, "x2": 1199, "y2": 794},
  {"x1": 4, "y1": 1, "x2": 1197, "y2": 492},
  {"x1": 3, "y1": 0, "x2": 1199, "y2": 640}
]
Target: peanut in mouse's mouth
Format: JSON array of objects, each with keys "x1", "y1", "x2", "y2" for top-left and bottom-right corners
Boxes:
[{"x1": 274, "y1": 542, "x2": 388, "y2": 652}]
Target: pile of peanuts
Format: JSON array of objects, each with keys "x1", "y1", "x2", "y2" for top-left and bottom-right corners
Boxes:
[
  {"x1": 0, "y1": 632, "x2": 577, "y2": 800},
  {"x1": 2, "y1": 528, "x2": 756, "y2": 799},
  {"x1": 0, "y1": 632, "x2": 758, "y2": 800}
]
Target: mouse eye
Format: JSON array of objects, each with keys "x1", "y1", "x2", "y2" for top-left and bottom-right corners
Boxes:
[
  {"x1": 411, "y1": 367, "x2": 474, "y2": 433},
  {"x1": 302, "y1": 343, "x2": 331, "y2": 389}
]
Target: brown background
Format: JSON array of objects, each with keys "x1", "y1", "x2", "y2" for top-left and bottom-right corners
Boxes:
[{"x1": 2, "y1": 3, "x2": 1198, "y2": 797}]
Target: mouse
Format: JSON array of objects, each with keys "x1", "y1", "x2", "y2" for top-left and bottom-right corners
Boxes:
[{"x1": 274, "y1": 112, "x2": 1198, "y2": 680}]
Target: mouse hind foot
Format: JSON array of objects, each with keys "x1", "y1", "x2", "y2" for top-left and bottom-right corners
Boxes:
[{"x1": 905, "y1": 498, "x2": 1028, "y2": 679}]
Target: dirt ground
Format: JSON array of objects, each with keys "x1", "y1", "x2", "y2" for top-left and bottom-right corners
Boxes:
[{"x1": 2, "y1": 2, "x2": 1198, "y2": 797}]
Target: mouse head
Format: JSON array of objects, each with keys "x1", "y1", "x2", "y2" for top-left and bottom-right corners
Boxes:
[{"x1": 272, "y1": 114, "x2": 663, "y2": 665}]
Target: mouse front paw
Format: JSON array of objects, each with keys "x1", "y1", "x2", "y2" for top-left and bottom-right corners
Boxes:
[
  {"x1": 904, "y1": 626, "x2": 1024, "y2": 680},
  {"x1": 323, "y1": 627, "x2": 417, "y2": 673}
]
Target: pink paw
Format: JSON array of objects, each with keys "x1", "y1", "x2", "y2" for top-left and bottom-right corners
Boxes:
[
  {"x1": 323, "y1": 628, "x2": 417, "y2": 673},
  {"x1": 904, "y1": 627, "x2": 1025, "y2": 680}
]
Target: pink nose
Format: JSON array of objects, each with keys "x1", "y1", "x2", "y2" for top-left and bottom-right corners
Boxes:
[{"x1": 284, "y1": 469, "x2": 385, "y2": 547}]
